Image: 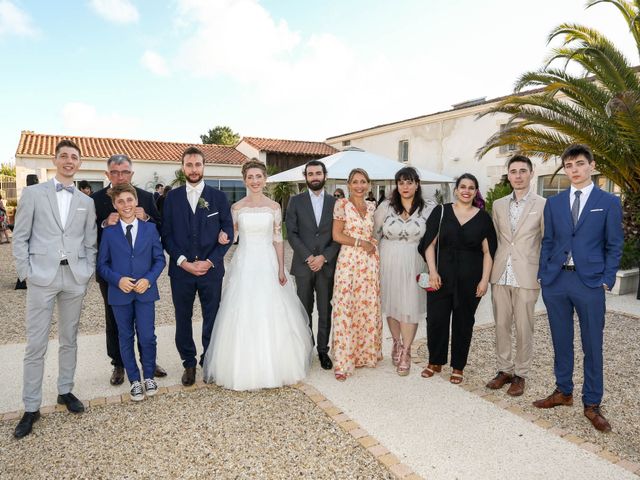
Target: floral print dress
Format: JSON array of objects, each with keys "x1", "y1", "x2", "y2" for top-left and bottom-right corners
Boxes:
[{"x1": 331, "y1": 199, "x2": 382, "y2": 375}]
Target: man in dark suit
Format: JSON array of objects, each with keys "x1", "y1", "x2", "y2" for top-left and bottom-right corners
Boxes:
[
  {"x1": 534, "y1": 144, "x2": 624, "y2": 433},
  {"x1": 161, "y1": 146, "x2": 233, "y2": 386},
  {"x1": 91, "y1": 154, "x2": 166, "y2": 386},
  {"x1": 153, "y1": 183, "x2": 163, "y2": 203},
  {"x1": 286, "y1": 160, "x2": 340, "y2": 370}
]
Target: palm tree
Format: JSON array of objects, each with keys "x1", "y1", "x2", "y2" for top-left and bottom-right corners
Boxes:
[
  {"x1": 170, "y1": 168, "x2": 186, "y2": 187},
  {"x1": 477, "y1": 0, "x2": 640, "y2": 246}
]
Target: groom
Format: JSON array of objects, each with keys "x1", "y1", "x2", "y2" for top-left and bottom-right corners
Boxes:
[
  {"x1": 161, "y1": 147, "x2": 233, "y2": 386},
  {"x1": 286, "y1": 160, "x2": 340, "y2": 369}
]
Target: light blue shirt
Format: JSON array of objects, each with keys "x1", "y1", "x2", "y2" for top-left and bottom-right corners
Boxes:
[
  {"x1": 308, "y1": 189, "x2": 325, "y2": 227},
  {"x1": 119, "y1": 218, "x2": 139, "y2": 248}
]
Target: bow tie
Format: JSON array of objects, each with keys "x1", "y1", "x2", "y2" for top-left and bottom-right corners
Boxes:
[
  {"x1": 55, "y1": 183, "x2": 75, "y2": 194},
  {"x1": 186, "y1": 185, "x2": 200, "y2": 194}
]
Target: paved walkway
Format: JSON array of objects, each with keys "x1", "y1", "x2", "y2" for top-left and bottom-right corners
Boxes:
[{"x1": 2, "y1": 292, "x2": 639, "y2": 479}]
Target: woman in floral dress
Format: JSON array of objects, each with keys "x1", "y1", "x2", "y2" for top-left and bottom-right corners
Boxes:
[{"x1": 331, "y1": 168, "x2": 382, "y2": 381}]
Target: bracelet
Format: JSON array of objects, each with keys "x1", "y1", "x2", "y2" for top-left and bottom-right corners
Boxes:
[{"x1": 354, "y1": 238, "x2": 359, "y2": 248}]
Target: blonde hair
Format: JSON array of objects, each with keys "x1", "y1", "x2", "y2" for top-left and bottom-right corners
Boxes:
[
  {"x1": 347, "y1": 168, "x2": 370, "y2": 184},
  {"x1": 241, "y1": 159, "x2": 267, "y2": 179}
]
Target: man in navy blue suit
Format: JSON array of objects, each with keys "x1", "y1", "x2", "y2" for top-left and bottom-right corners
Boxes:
[
  {"x1": 161, "y1": 146, "x2": 234, "y2": 386},
  {"x1": 534, "y1": 144, "x2": 623, "y2": 433},
  {"x1": 97, "y1": 184, "x2": 166, "y2": 401}
]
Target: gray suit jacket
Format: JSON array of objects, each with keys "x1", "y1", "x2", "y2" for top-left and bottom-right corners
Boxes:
[
  {"x1": 286, "y1": 190, "x2": 340, "y2": 277},
  {"x1": 13, "y1": 179, "x2": 98, "y2": 286}
]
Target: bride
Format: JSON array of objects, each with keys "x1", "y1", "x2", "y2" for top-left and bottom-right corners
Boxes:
[{"x1": 202, "y1": 159, "x2": 313, "y2": 390}]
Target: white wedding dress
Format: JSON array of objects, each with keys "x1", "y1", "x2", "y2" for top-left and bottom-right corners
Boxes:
[{"x1": 203, "y1": 206, "x2": 313, "y2": 391}]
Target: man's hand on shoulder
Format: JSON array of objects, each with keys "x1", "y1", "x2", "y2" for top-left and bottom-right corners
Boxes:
[
  {"x1": 134, "y1": 207, "x2": 150, "y2": 222},
  {"x1": 102, "y1": 212, "x2": 120, "y2": 228}
]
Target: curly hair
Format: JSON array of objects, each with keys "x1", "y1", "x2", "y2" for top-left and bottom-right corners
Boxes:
[{"x1": 241, "y1": 158, "x2": 267, "y2": 179}]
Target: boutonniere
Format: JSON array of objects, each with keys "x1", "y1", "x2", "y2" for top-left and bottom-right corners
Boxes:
[{"x1": 198, "y1": 198, "x2": 209, "y2": 210}]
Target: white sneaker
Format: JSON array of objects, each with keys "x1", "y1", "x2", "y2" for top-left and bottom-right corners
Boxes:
[
  {"x1": 144, "y1": 378, "x2": 158, "y2": 397},
  {"x1": 130, "y1": 381, "x2": 144, "y2": 401}
]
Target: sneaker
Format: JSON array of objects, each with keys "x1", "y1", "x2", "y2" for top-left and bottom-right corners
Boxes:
[
  {"x1": 130, "y1": 381, "x2": 144, "y2": 401},
  {"x1": 144, "y1": 378, "x2": 158, "y2": 397}
]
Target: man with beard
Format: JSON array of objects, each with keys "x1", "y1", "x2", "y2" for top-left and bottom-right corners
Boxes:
[
  {"x1": 161, "y1": 147, "x2": 233, "y2": 386},
  {"x1": 286, "y1": 160, "x2": 340, "y2": 370}
]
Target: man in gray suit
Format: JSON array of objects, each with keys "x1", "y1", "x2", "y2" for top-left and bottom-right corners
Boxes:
[
  {"x1": 12, "y1": 139, "x2": 97, "y2": 438},
  {"x1": 286, "y1": 160, "x2": 340, "y2": 370}
]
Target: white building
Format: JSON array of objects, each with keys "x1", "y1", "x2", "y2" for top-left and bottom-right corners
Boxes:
[{"x1": 325, "y1": 96, "x2": 618, "y2": 199}]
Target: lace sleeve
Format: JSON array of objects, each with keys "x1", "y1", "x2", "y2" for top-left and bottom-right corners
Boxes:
[
  {"x1": 231, "y1": 204, "x2": 240, "y2": 242},
  {"x1": 273, "y1": 206, "x2": 283, "y2": 243}
]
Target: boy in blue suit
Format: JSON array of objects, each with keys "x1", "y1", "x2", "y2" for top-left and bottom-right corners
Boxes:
[
  {"x1": 97, "y1": 184, "x2": 166, "y2": 401},
  {"x1": 534, "y1": 144, "x2": 623, "y2": 432}
]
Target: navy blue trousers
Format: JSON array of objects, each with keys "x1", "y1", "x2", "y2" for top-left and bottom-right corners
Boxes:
[
  {"x1": 171, "y1": 274, "x2": 222, "y2": 368},
  {"x1": 111, "y1": 301, "x2": 157, "y2": 383},
  {"x1": 542, "y1": 270, "x2": 606, "y2": 406}
]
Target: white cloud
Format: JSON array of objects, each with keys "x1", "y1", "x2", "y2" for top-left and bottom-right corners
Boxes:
[
  {"x1": 61, "y1": 102, "x2": 142, "y2": 138},
  {"x1": 0, "y1": 0, "x2": 38, "y2": 37},
  {"x1": 89, "y1": 0, "x2": 139, "y2": 24},
  {"x1": 141, "y1": 50, "x2": 170, "y2": 76}
]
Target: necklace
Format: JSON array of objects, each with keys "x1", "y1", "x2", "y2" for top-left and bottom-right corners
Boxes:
[{"x1": 351, "y1": 201, "x2": 367, "y2": 219}]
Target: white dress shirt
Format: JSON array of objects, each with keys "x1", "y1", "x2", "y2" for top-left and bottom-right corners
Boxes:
[
  {"x1": 308, "y1": 189, "x2": 325, "y2": 227},
  {"x1": 186, "y1": 181, "x2": 205, "y2": 214},
  {"x1": 53, "y1": 178, "x2": 73, "y2": 229},
  {"x1": 569, "y1": 182, "x2": 594, "y2": 221},
  {"x1": 120, "y1": 218, "x2": 139, "y2": 248}
]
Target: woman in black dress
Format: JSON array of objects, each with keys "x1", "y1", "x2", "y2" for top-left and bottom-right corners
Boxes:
[{"x1": 418, "y1": 173, "x2": 496, "y2": 384}]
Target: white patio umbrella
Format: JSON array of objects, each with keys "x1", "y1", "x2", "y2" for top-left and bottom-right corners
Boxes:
[{"x1": 266, "y1": 147, "x2": 454, "y2": 184}]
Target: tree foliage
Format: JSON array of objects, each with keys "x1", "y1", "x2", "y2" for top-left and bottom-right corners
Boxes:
[
  {"x1": 484, "y1": 180, "x2": 513, "y2": 215},
  {"x1": 0, "y1": 162, "x2": 16, "y2": 177},
  {"x1": 200, "y1": 126, "x2": 240, "y2": 146},
  {"x1": 477, "y1": 0, "x2": 640, "y2": 243}
]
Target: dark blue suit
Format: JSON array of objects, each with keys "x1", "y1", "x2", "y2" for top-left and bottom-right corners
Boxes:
[
  {"x1": 97, "y1": 220, "x2": 166, "y2": 382},
  {"x1": 539, "y1": 185, "x2": 623, "y2": 405},
  {"x1": 161, "y1": 185, "x2": 233, "y2": 368}
]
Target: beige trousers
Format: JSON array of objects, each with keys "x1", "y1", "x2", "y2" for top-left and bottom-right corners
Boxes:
[{"x1": 491, "y1": 284, "x2": 540, "y2": 378}]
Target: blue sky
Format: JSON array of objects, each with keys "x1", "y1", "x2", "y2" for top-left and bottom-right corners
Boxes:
[{"x1": 0, "y1": 0, "x2": 636, "y2": 164}]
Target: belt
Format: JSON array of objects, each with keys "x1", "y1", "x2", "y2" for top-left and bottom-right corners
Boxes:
[
  {"x1": 561, "y1": 265, "x2": 576, "y2": 271},
  {"x1": 60, "y1": 259, "x2": 69, "y2": 266}
]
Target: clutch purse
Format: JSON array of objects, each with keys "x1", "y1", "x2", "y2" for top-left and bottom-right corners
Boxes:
[
  {"x1": 416, "y1": 272, "x2": 430, "y2": 290},
  {"x1": 416, "y1": 204, "x2": 444, "y2": 292}
]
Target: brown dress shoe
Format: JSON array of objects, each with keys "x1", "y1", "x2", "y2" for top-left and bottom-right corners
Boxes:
[
  {"x1": 532, "y1": 389, "x2": 573, "y2": 408},
  {"x1": 182, "y1": 367, "x2": 196, "y2": 386},
  {"x1": 584, "y1": 405, "x2": 612, "y2": 432},
  {"x1": 154, "y1": 364, "x2": 168, "y2": 377},
  {"x1": 506, "y1": 376, "x2": 525, "y2": 396},
  {"x1": 486, "y1": 371, "x2": 513, "y2": 389},
  {"x1": 110, "y1": 366, "x2": 125, "y2": 386}
]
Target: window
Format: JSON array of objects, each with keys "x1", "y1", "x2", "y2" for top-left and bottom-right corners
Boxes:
[
  {"x1": 398, "y1": 140, "x2": 409, "y2": 162},
  {"x1": 204, "y1": 179, "x2": 246, "y2": 203},
  {"x1": 498, "y1": 124, "x2": 517, "y2": 154},
  {"x1": 538, "y1": 174, "x2": 571, "y2": 198},
  {"x1": 342, "y1": 140, "x2": 351, "y2": 147}
]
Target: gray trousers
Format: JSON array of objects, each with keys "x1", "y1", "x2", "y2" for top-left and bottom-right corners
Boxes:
[{"x1": 23, "y1": 265, "x2": 87, "y2": 411}]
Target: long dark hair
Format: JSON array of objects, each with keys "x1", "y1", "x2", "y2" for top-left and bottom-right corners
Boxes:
[{"x1": 389, "y1": 167, "x2": 425, "y2": 215}]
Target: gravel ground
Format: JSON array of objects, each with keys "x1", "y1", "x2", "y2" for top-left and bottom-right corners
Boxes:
[
  {"x1": 0, "y1": 386, "x2": 393, "y2": 480},
  {"x1": 417, "y1": 312, "x2": 640, "y2": 464},
  {"x1": 0, "y1": 242, "x2": 268, "y2": 345}
]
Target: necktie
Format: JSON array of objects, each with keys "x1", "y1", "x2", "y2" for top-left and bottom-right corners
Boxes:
[
  {"x1": 56, "y1": 183, "x2": 75, "y2": 193},
  {"x1": 572, "y1": 190, "x2": 582, "y2": 226},
  {"x1": 125, "y1": 225, "x2": 133, "y2": 248}
]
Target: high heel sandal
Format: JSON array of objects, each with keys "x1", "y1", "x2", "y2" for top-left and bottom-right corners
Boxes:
[
  {"x1": 421, "y1": 364, "x2": 442, "y2": 378},
  {"x1": 397, "y1": 345, "x2": 411, "y2": 376},
  {"x1": 391, "y1": 338, "x2": 402, "y2": 367},
  {"x1": 334, "y1": 372, "x2": 347, "y2": 382}
]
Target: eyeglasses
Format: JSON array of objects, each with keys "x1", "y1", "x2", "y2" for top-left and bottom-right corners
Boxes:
[
  {"x1": 334, "y1": 193, "x2": 344, "y2": 198},
  {"x1": 109, "y1": 170, "x2": 132, "y2": 176}
]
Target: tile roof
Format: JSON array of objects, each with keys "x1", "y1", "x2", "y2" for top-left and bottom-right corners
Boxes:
[
  {"x1": 16, "y1": 131, "x2": 248, "y2": 166},
  {"x1": 241, "y1": 136, "x2": 338, "y2": 156}
]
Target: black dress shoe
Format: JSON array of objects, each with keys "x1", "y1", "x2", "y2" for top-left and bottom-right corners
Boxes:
[
  {"x1": 110, "y1": 366, "x2": 125, "y2": 386},
  {"x1": 14, "y1": 411, "x2": 40, "y2": 439},
  {"x1": 319, "y1": 353, "x2": 333, "y2": 370},
  {"x1": 57, "y1": 392, "x2": 85, "y2": 413},
  {"x1": 154, "y1": 364, "x2": 168, "y2": 377},
  {"x1": 182, "y1": 367, "x2": 196, "y2": 386}
]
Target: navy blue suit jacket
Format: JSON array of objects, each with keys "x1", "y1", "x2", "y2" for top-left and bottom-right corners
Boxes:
[
  {"x1": 538, "y1": 186, "x2": 623, "y2": 289},
  {"x1": 97, "y1": 220, "x2": 166, "y2": 306},
  {"x1": 161, "y1": 184, "x2": 233, "y2": 279}
]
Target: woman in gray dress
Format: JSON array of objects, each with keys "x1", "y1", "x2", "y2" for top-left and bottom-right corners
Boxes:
[{"x1": 374, "y1": 167, "x2": 434, "y2": 375}]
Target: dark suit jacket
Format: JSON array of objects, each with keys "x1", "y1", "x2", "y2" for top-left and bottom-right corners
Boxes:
[
  {"x1": 286, "y1": 190, "x2": 340, "y2": 277},
  {"x1": 161, "y1": 184, "x2": 233, "y2": 280},
  {"x1": 539, "y1": 186, "x2": 623, "y2": 289},
  {"x1": 91, "y1": 185, "x2": 161, "y2": 245},
  {"x1": 97, "y1": 220, "x2": 166, "y2": 305}
]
